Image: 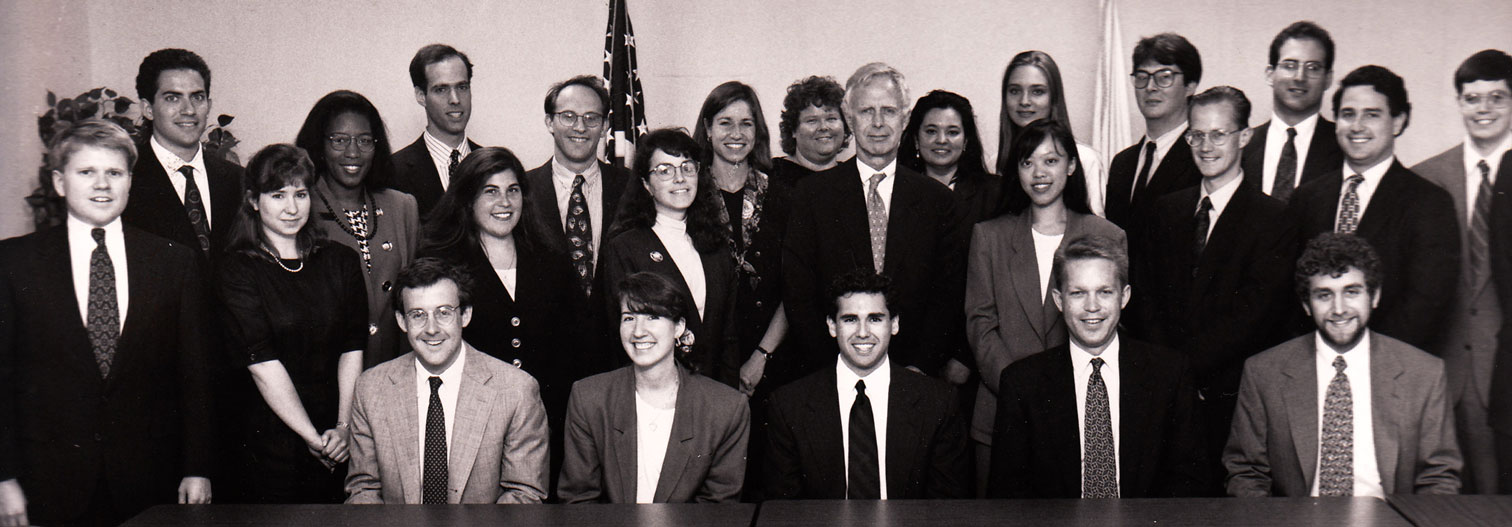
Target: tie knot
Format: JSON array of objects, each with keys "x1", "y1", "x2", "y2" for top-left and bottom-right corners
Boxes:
[
  {"x1": 855, "y1": 379, "x2": 867, "y2": 395},
  {"x1": 450, "y1": 149, "x2": 461, "y2": 163},
  {"x1": 178, "y1": 165, "x2": 194, "y2": 177},
  {"x1": 1332, "y1": 355, "x2": 1347, "y2": 373},
  {"x1": 429, "y1": 376, "x2": 443, "y2": 392},
  {"x1": 869, "y1": 173, "x2": 886, "y2": 189},
  {"x1": 1198, "y1": 196, "x2": 1213, "y2": 214},
  {"x1": 572, "y1": 174, "x2": 586, "y2": 188},
  {"x1": 1346, "y1": 174, "x2": 1365, "y2": 187},
  {"x1": 1144, "y1": 141, "x2": 1157, "y2": 154},
  {"x1": 1286, "y1": 127, "x2": 1297, "y2": 139},
  {"x1": 1090, "y1": 357, "x2": 1106, "y2": 372},
  {"x1": 91, "y1": 227, "x2": 106, "y2": 245},
  {"x1": 1479, "y1": 160, "x2": 1492, "y2": 179}
]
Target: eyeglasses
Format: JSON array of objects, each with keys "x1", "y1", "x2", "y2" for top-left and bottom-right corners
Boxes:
[
  {"x1": 1131, "y1": 69, "x2": 1183, "y2": 89},
  {"x1": 554, "y1": 111, "x2": 606, "y2": 128},
  {"x1": 1460, "y1": 91, "x2": 1511, "y2": 109},
  {"x1": 327, "y1": 134, "x2": 376, "y2": 152},
  {"x1": 1274, "y1": 60, "x2": 1328, "y2": 79},
  {"x1": 1184, "y1": 129, "x2": 1240, "y2": 147},
  {"x1": 651, "y1": 161, "x2": 699, "y2": 181},
  {"x1": 404, "y1": 305, "x2": 460, "y2": 326}
]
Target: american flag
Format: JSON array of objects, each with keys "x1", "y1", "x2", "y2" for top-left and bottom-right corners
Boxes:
[{"x1": 603, "y1": 0, "x2": 648, "y2": 168}]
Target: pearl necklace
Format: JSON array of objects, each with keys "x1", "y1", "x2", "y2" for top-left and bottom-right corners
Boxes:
[{"x1": 261, "y1": 244, "x2": 303, "y2": 273}]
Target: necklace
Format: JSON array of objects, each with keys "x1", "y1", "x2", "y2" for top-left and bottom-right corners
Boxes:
[
  {"x1": 316, "y1": 188, "x2": 375, "y2": 273},
  {"x1": 261, "y1": 244, "x2": 303, "y2": 273}
]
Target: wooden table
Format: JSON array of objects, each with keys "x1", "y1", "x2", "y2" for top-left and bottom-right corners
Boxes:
[
  {"x1": 123, "y1": 503, "x2": 758, "y2": 526},
  {"x1": 756, "y1": 498, "x2": 1411, "y2": 526},
  {"x1": 1387, "y1": 494, "x2": 1512, "y2": 527}
]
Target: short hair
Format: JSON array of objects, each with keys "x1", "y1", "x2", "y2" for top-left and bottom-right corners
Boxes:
[
  {"x1": 408, "y1": 44, "x2": 473, "y2": 89},
  {"x1": 826, "y1": 268, "x2": 896, "y2": 319},
  {"x1": 1268, "y1": 21, "x2": 1335, "y2": 71},
  {"x1": 136, "y1": 48, "x2": 212, "y2": 102},
  {"x1": 693, "y1": 81, "x2": 773, "y2": 173},
  {"x1": 48, "y1": 118, "x2": 137, "y2": 172},
  {"x1": 419, "y1": 146, "x2": 541, "y2": 258},
  {"x1": 293, "y1": 90, "x2": 398, "y2": 189},
  {"x1": 843, "y1": 62, "x2": 910, "y2": 117},
  {"x1": 778, "y1": 76, "x2": 851, "y2": 156},
  {"x1": 1052, "y1": 235, "x2": 1129, "y2": 289},
  {"x1": 543, "y1": 75, "x2": 610, "y2": 115},
  {"x1": 608, "y1": 128, "x2": 729, "y2": 254},
  {"x1": 392, "y1": 257, "x2": 475, "y2": 313},
  {"x1": 1294, "y1": 233, "x2": 1383, "y2": 301},
  {"x1": 1189, "y1": 86, "x2": 1252, "y2": 132},
  {"x1": 1332, "y1": 65, "x2": 1411, "y2": 132},
  {"x1": 1454, "y1": 49, "x2": 1512, "y2": 94},
  {"x1": 997, "y1": 51, "x2": 1074, "y2": 176},
  {"x1": 618, "y1": 271, "x2": 687, "y2": 322},
  {"x1": 899, "y1": 90, "x2": 988, "y2": 178},
  {"x1": 1132, "y1": 33, "x2": 1202, "y2": 86},
  {"x1": 1000, "y1": 119, "x2": 1091, "y2": 216},
  {"x1": 226, "y1": 144, "x2": 325, "y2": 260}
]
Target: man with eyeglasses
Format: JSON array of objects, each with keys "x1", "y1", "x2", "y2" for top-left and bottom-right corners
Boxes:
[
  {"x1": 1129, "y1": 87, "x2": 1296, "y2": 491},
  {"x1": 1241, "y1": 22, "x2": 1345, "y2": 202},
  {"x1": 346, "y1": 258, "x2": 549, "y2": 504},
  {"x1": 1105, "y1": 33, "x2": 1204, "y2": 233},
  {"x1": 1412, "y1": 49, "x2": 1512, "y2": 494},
  {"x1": 392, "y1": 44, "x2": 482, "y2": 218}
]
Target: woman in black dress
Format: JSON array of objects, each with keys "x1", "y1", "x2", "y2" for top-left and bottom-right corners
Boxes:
[{"x1": 217, "y1": 144, "x2": 366, "y2": 503}]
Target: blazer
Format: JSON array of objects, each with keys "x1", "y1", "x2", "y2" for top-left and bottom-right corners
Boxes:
[
  {"x1": 964, "y1": 210, "x2": 1126, "y2": 444},
  {"x1": 522, "y1": 159, "x2": 635, "y2": 264},
  {"x1": 1241, "y1": 119, "x2": 1345, "y2": 196},
  {"x1": 558, "y1": 365, "x2": 750, "y2": 503},
  {"x1": 345, "y1": 347, "x2": 550, "y2": 504},
  {"x1": 1105, "y1": 136, "x2": 1202, "y2": 232},
  {"x1": 391, "y1": 135, "x2": 483, "y2": 219},
  {"x1": 0, "y1": 225, "x2": 213, "y2": 523},
  {"x1": 311, "y1": 187, "x2": 421, "y2": 368},
  {"x1": 1486, "y1": 150, "x2": 1512, "y2": 433},
  {"x1": 122, "y1": 141, "x2": 243, "y2": 271},
  {"x1": 1287, "y1": 161, "x2": 1461, "y2": 350},
  {"x1": 782, "y1": 159, "x2": 969, "y2": 376},
  {"x1": 1223, "y1": 332, "x2": 1462, "y2": 496},
  {"x1": 764, "y1": 363, "x2": 972, "y2": 500}
]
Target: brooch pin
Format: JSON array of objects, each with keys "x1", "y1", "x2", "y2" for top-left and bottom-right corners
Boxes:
[
  {"x1": 381, "y1": 241, "x2": 394, "y2": 251},
  {"x1": 649, "y1": 251, "x2": 664, "y2": 262},
  {"x1": 375, "y1": 208, "x2": 384, "y2": 217}
]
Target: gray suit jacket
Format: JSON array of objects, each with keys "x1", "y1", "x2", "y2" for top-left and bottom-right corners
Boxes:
[
  {"x1": 1224, "y1": 332, "x2": 1462, "y2": 496},
  {"x1": 345, "y1": 347, "x2": 550, "y2": 504}
]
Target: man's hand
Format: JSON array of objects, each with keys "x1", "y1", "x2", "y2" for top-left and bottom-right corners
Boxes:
[
  {"x1": 178, "y1": 476, "x2": 212, "y2": 504},
  {"x1": 0, "y1": 479, "x2": 26, "y2": 527},
  {"x1": 320, "y1": 427, "x2": 350, "y2": 464},
  {"x1": 942, "y1": 358, "x2": 972, "y2": 385}
]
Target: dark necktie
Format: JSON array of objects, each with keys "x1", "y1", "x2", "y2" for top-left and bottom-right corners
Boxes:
[
  {"x1": 86, "y1": 228, "x2": 120, "y2": 378},
  {"x1": 448, "y1": 149, "x2": 461, "y2": 182},
  {"x1": 1272, "y1": 127, "x2": 1299, "y2": 202},
  {"x1": 566, "y1": 174, "x2": 594, "y2": 295},
  {"x1": 179, "y1": 166, "x2": 211, "y2": 254},
  {"x1": 847, "y1": 379, "x2": 881, "y2": 499},
  {"x1": 423, "y1": 376, "x2": 448, "y2": 504},
  {"x1": 1336, "y1": 174, "x2": 1366, "y2": 234},
  {"x1": 1084, "y1": 357, "x2": 1117, "y2": 498},
  {"x1": 866, "y1": 174, "x2": 888, "y2": 273},
  {"x1": 1471, "y1": 160, "x2": 1493, "y2": 284},
  {"x1": 1318, "y1": 355, "x2": 1353, "y2": 496},
  {"x1": 1132, "y1": 140, "x2": 1157, "y2": 201},
  {"x1": 1194, "y1": 196, "x2": 1214, "y2": 261}
]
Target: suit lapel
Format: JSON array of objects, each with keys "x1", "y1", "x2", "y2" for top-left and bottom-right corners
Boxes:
[
  {"x1": 1192, "y1": 185, "x2": 1254, "y2": 299},
  {"x1": 1437, "y1": 147, "x2": 1479, "y2": 293},
  {"x1": 609, "y1": 369, "x2": 638, "y2": 500},
  {"x1": 1301, "y1": 119, "x2": 1339, "y2": 186},
  {"x1": 885, "y1": 368, "x2": 924, "y2": 497},
  {"x1": 639, "y1": 232, "x2": 704, "y2": 328},
  {"x1": 803, "y1": 369, "x2": 846, "y2": 497},
  {"x1": 1118, "y1": 341, "x2": 1150, "y2": 495},
  {"x1": 1282, "y1": 341, "x2": 1320, "y2": 489},
  {"x1": 1045, "y1": 348, "x2": 1083, "y2": 495},
  {"x1": 654, "y1": 367, "x2": 697, "y2": 502},
  {"x1": 1369, "y1": 335, "x2": 1402, "y2": 493},
  {"x1": 387, "y1": 360, "x2": 423, "y2": 504},
  {"x1": 42, "y1": 228, "x2": 95, "y2": 374},
  {"x1": 448, "y1": 351, "x2": 496, "y2": 501},
  {"x1": 1354, "y1": 162, "x2": 1411, "y2": 238},
  {"x1": 837, "y1": 161, "x2": 879, "y2": 271},
  {"x1": 1006, "y1": 214, "x2": 1049, "y2": 338},
  {"x1": 883, "y1": 169, "x2": 924, "y2": 272},
  {"x1": 110, "y1": 228, "x2": 155, "y2": 386},
  {"x1": 1242, "y1": 122, "x2": 1270, "y2": 190}
]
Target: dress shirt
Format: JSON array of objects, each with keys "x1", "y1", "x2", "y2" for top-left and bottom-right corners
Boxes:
[
  {"x1": 857, "y1": 158, "x2": 898, "y2": 217},
  {"x1": 651, "y1": 213, "x2": 707, "y2": 319},
  {"x1": 1332, "y1": 156, "x2": 1394, "y2": 232},
  {"x1": 423, "y1": 129, "x2": 472, "y2": 192},
  {"x1": 415, "y1": 348, "x2": 466, "y2": 461},
  {"x1": 67, "y1": 215, "x2": 129, "y2": 331},
  {"x1": 1463, "y1": 134, "x2": 1512, "y2": 224},
  {"x1": 1071, "y1": 334, "x2": 1122, "y2": 495},
  {"x1": 1260, "y1": 113, "x2": 1320, "y2": 195},
  {"x1": 634, "y1": 390, "x2": 676, "y2": 503},
  {"x1": 149, "y1": 135, "x2": 212, "y2": 228},
  {"x1": 1197, "y1": 172, "x2": 1243, "y2": 242},
  {"x1": 1131, "y1": 123, "x2": 1188, "y2": 198},
  {"x1": 1309, "y1": 332, "x2": 1382, "y2": 498},
  {"x1": 837, "y1": 355, "x2": 891, "y2": 500},
  {"x1": 551, "y1": 157, "x2": 605, "y2": 259},
  {"x1": 1030, "y1": 228, "x2": 1063, "y2": 301}
]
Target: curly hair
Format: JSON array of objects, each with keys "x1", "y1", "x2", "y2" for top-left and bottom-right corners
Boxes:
[
  {"x1": 826, "y1": 268, "x2": 896, "y2": 319},
  {"x1": 418, "y1": 146, "x2": 543, "y2": 258},
  {"x1": 778, "y1": 75, "x2": 850, "y2": 156},
  {"x1": 1294, "y1": 233, "x2": 1382, "y2": 303},
  {"x1": 606, "y1": 128, "x2": 731, "y2": 253}
]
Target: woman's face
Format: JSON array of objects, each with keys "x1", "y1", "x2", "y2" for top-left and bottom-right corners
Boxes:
[
  {"x1": 255, "y1": 182, "x2": 310, "y2": 242},
  {"x1": 915, "y1": 107, "x2": 966, "y2": 171},
  {"x1": 1017, "y1": 137, "x2": 1075, "y2": 208},
  {"x1": 471, "y1": 170, "x2": 522, "y2": 240},
  {"x1": 1006, "y1": 65, "x2": 1054, "y2": 128},
  {"x1": 707, "y1": 99, "x2": 756, "y2": 166},
  {"x1": 619, "y1": 301, "x2": 686, "y2": 369},
  {"x1": 323, "y1": 111, "x2": 375, "y2": 190},
  {"x1": 644, "y1": 149, "x2": 698, "y2": 216},
  {"x1": 794, "y1": 104, "x2": 845, "y2": 162}
]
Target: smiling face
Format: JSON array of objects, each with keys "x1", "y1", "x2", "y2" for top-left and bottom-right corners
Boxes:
[
  {"x1": 1266, "y1": 38, "x2": 1332, "y2": 118},
  {"x1": 1006, "y1": 64, "x2": 1053, "y2": 127},
  {"x1": 396, "y1": 279, "x2": 474, "y2": 374},
  {"x1": 472, "y1": 170, "x2": 522, "y2": 240},
  {"x1": 53, "y1": 145, "x2": 132, "y2": 227},
  {"x1": 416, "y1": 56, "x2": 472, "y2": 139},
  {"x1": 1302, "y1": 267, "x2": 1379, "y2": 352},
  {"x1": 847, "y1": 79, "x2": 908, "y2": 162},
  {"x1": 1133, "y1": 60, "x2": 1196, "y2": 123},
  {"x1": 619, "y1": 301, "x2": 687, "y2": 370},
  {"x1": 1336, "y1": 85, "x2": 1405, "y2": 171},
  {"x1": 827, "y1": 292, "x2": 898, "y2": 376},
  {"x1": 1188, "y1": 102, "x2": 1251, "y2": 182},
  {"x1": 708, "y1": 99, "x2": 756, "y2": 165},
  {"x1": 1051, "y1": 257, "x2": 1130, "y2": 354},
  {"x1": 795, "y1": 104, "x2": 846, "y2": 163},
  {"x1": 142, "y1": 68, "x2": 211, "y2": 156},
  {"x1": 255, "y1": 183, "x2": 310, "y2": 242},
  {"x1": 322, "y1": 112, "x2": 375, "y2": 190},
  {"x1": 916, "y1": 107, "x2": 966, "y2": 171},
  {"x1": 644, "y1": 149, "x2": 698, "y2": 216},
  {"x1": 1460, "y1": 79, "x2": 1512, "y2": 147},
  {"x1": 546, "y1": 84, "x2": 607, "y2": 168},
  {"x1": 1017, "y1": 137, "x2": 1074, "y2": 208}
]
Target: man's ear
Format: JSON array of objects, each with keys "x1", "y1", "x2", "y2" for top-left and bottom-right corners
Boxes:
[
  {"x1": 414, "y1": 87, "x2": 427, "y2": 108},
  {"x1": 826, "y1": 316, "x2": 838, "y2": 338}
]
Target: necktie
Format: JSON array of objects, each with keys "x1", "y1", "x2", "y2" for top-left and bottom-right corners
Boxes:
[
  {"x1": 1131, "y1": 141, "x2": 1158, "y2": 201},
  {"x1": 448, "y1": 149, "x2": 461, "y2": 182},
  {"x1": 1336, "y1": 174, "x2": 1366, "y2": 234},
  {"x1": 1318, "y1": 355, "x2": 1354, "y2": 496},
  {"x1": 566, "y1": 174, "x2": 594, "y2": 295},
  {"x1": 866, "y1": 174, "x2": 888, "y2": 273},
  {"x1": 179, "y1": 166, "x2": 211, "y2": 254},
  {"x1": 423, "y1": 376, "x2": 448, "y2": 504},
  {"x1": 86, "y1": 228, "x2": 120, "y2": 378},
  {"x1": 1194, "y1": 196, "x2": 1214, "y2": 261},
  {"x1": 847, "y1": 379, "x2": 881, "y2": 499},
  {"x1": 1272, "y1": 127, "x2": 1299, "y2": 202},
  {"x1": 1471, "y1": 160, "x2": 1493, "y2": 284},
  {"x1": 1083, "y1": 357, "x2": 1117, "y2": 498}
]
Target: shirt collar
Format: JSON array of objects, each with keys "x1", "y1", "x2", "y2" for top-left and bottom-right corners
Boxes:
[
  {"x1": 149, "y1": 134, "x2": 204, "y2": 174},
  {"x1": 1314, "y1": 330, "x2": 1371, "y2": 365},
  {"x1": 1270, "y1": 111, "x2": 1320, "y2": 138},
  {"x1": 551, "y1": 156, "x2": 603, "y2": 183},
  {"x1": 1345, "y1": 155, "x2": 1395, "y2": 182},
  {"x1": 415, "y1": 343, "x2": 468, "y2": 383},
  {"x1": 836, "y1": 352, "x2": 891, "y2": 392},
  {"x1": 653, "y1": 212, "x2": 687, "y2": 232},
  {"x1": 1147, "y1": 122, "x2": 1188, "y2": 155},
  {"x1": 857, "y1": 158, "x2": 898, "y2": 182},
  {"x1": 1070, "y1": 333, "x2": 1121, "y2": 369},
  {"x1": 423, "y1": 129, "x2": 470, "y2": 157},
  {"x1": 1464, "y1": 133, "x2": 1512, "y2": 182},
  {"x1": 66, "y1": 214, "x2": 124, "y2": 245},
  {"x1": 1200, "y1": 171, "x2": 1244, "y2": 217}
]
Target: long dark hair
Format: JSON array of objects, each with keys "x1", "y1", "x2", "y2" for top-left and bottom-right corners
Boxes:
[
  {"x1": 899, "y1": 89, "x2": 989, "y2": 177},
  {"x1": 1001, "y1": 119, "x2": 1091, "y2": 216},
  {"x1": 606, "y1": 128, "x2": 730, "y2": 253},
  {"x1": 693, "y1": 81, "x2": 773, "y2": 174},
  {"x1": 294, "y1": 90, "x2": 398, "y2": 189},
  {"x1": 419, "y1": 146, "x2": 542, "y2": 258},
  {"x1": 225, "y1": 143, "x2": 327, "y2": 259}
]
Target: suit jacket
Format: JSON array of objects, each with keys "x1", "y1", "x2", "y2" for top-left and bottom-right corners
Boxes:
[
  {"x1": 764, "y1": 363, "x2": 972, "y2": 499},
  {"x1": 782, "y1": 159, "x2": 969, "y2": 375},
  {"x1": 1240, "y1": 119, "x2": 1345, "y2": 196},
  {"x1": 345, "y1": 347, "x2": 549, "y2": 504},
  {"x1": 1481, "y1": 149, "x2": 1512, "y2": 431},
  {"x1": 0, "y1": 225, "x2": 213, "y2": 523},
  {"x1": 391, "y1": 135, "x2": 483, "y2": 219},
  {"x1": 522, "y1": 159, "x2": 634, "y2": 263},
  {"x1": 964, "y1": 211, "x2": 1126, "y2": 444},
  {"x1": 1223, "y1": 332, "x2": 1462, "y2": 496},
  {"x1": 1288, "y1": 161, "x2": 1461, "y2": 350},
  {"x1": 558, "y1": 365, "x2": 750, "y2": 503},
  {"x1": 1105, "y1": 136, "x2": 1202, "y2": 232},
  {"x1": 122, "y1": 141, "x2": 243, "y2": 271}
]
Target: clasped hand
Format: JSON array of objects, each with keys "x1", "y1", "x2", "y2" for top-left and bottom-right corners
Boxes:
[{"x1": 305, "y1": 427, "x2": 350, "y2": 470}]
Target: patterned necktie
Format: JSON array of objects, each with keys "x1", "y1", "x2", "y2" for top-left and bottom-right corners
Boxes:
[
  {"x1": 1318, "y1": 355, "x2": 1354, "y2": 496},
  {"x1": 1471, "y1": 160, "x2": 1493, "y2": 284},
  {"x1": 423, "y1": 376, "x2": 448, "y2": 504},
  {"x1": 1194, "y1": 196, "x2": 1214, "y2": 261},
  {"x1": 1084, "y1": 357, "x2": 1117, "y2": 498},
  {"x1": 1336, "y1": 174, "x2": 1366, "y2": 234},
  {"x1": 1272, "y1": 127, "x2": 1300, "y2": 202},
  {"x1": 847, "y1": 379, "x2": 881, "y2": 499},
  {"x1": 448, "y1": 149, "x2": 461, "y2": 182},
  {"x1": 866, "y1": 173, "x2": 888, "y2": 274},
  {"x1": 1132, "y1": 141, "x2": 1158, "y2": 201},
  {"x1": 566, "y1": 174, "x2": 594, "y2": 295},
  {"x1": 86, "y1": 228, "x2": 120, "y2": 378},
  {"x1": 179, "y1": 166, "x2": 211, "y2": 254}
]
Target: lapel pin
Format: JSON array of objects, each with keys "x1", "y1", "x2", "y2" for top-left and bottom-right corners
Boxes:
[{"x1": 650, "y1": 250, "x2": 664, "y2": 262}]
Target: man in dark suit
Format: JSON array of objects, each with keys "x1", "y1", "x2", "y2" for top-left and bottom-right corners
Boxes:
[
  {"x1": 1225, "y1": 234, "x2": 1461, "y2": 497},
  {"x1": 989, "y1": 235, "x2": 1205, "y2": 499},
  {"x1": 1287, "y1": 65, "x2": 1460, "y2": 351},
  {"x1": 1131, "y1": 87, "x2": 1296, "y2": 485},
  {"x1": 1240, "y1": 22, "x2": 1345, "y2": 201},
  {"x1": 783, "y1": 62, "x2": 968, "y2": 378},
  {"x1": 765, "y1": 270, "x2": 971, "y2": 500},
  {"x1": 1, "y1": 120, "x2": 214, "y2": 526},
  {"x1": 122, "y1": 48, "x2": 243, "y2": 270},
  {"x1": 391, "y1": 44, "x2": 482, "y2": 218},
  {"x1": 1105, "y1": 33, "x2": 1203, "y2": 232}
]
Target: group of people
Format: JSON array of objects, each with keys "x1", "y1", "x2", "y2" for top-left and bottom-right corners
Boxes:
[{"x1": 2, "y1": 17, "x2": 1511, "y2": 527}]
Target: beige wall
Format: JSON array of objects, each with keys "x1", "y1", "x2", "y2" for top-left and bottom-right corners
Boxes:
[{"x1": 3, "y1": 0, "x2": 1509, "y2": 238}]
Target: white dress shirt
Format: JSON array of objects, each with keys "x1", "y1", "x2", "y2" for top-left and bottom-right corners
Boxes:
[
  {"x1": 1077, "y1": 143, "x2": 1109, "y2": 217},
  {"x1": 634, "y1": 390, "x2": 676, "y2": 503},
  {"x1": 1463, "y1": 134, "x2": 1512, "y2": 224},
  {"x1": 1131, "y1": 123, "x2": 1188, "y2": 199},
  {"x1": 1197, "y1": 172, "x2": 1243, "y2": 243},
  {"x1": 1309, "y1": 332, "x2": 1382, "y2": 498},
  {"x1": 149, "y1": 135, "x2": 212, "y2": 228},
  {"x1": 494, "y1": 267, "x2": 517, "y2": 300},
  {"x1": 551, "y1": 157, "x2": 605, "y2": 260},
  {"x1": 651, "y1": 213, "x2": 706, "y2": 319},
  {"x1": 68, "y1": 215, "x2": 129, "y2": 331},
  {"x1": 857, "y1": 158, "x2": 898, "y2": 217},
  {"x1": 1260, "y1": 113, "x2": 1321, "y2": 195},
  {"x1": 1333, "y1": 156, "x2": 1395, "y2": 232},
  {"x1": 423, "y1": 129, "x2": 472, "y2": 192},
  {"x1": 837, "y1": 355, "x2": 891, "y2": 500},
  {"x1": 1030, "y1": 228, "x2": 1063, "y2": 301},
  {"x1": 415, "y1": 349, "x2": 466, "y2": 464},
  {"x1": 1071, "y1": 335, "x2": 1121, "y2": 497}
]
